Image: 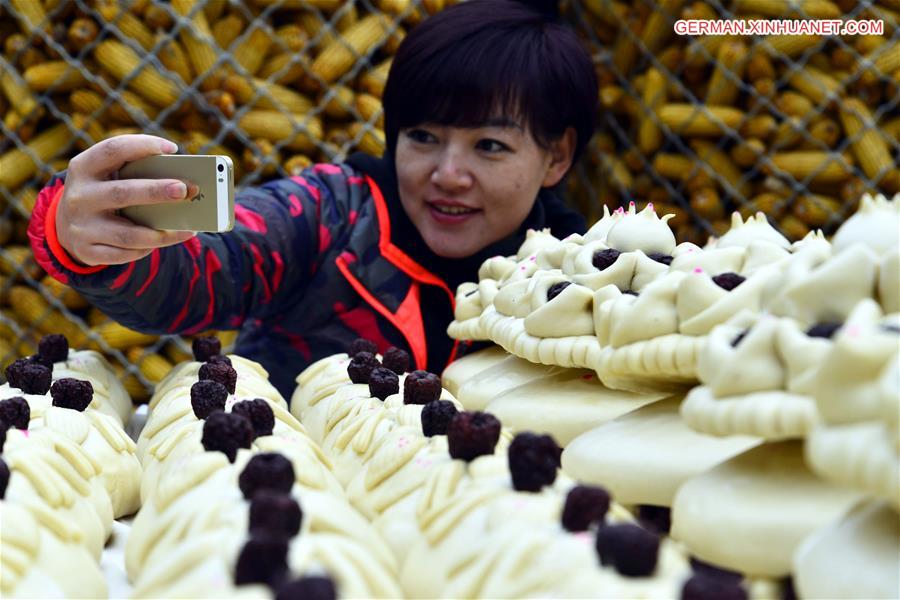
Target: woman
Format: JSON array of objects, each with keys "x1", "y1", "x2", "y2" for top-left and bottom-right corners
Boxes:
[{"x1": 28, "y1": 0, "x2": 598, "y2": 398}]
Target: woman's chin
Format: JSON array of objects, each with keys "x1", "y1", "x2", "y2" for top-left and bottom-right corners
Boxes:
[{"x1": 421, "y1": 232, "x2": 482, "y2": 259}]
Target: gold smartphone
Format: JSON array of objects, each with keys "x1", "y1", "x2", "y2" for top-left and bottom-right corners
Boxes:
[{"x1": 118, "y1": 154, "x2": 234, "y2": 232}]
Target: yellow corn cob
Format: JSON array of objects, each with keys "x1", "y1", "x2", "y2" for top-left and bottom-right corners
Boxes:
[
  {"x1": 96, "y1": 2, "x2": 155, "y2": 51},
  {"x1": 8, "y1": 287, "x2": 88, "y2": 347},
  {"x1": 0, "y1": 67, "x2": 39, "y2": 118},
  {"x1": 706, "y1": 41, "x2": 748, "y2": 106},
  {"x1": 14, "y1": 187, "x2": 38, "y2": 217},
  {"x1": 284, "y1": 154, "x2": 313, "y2": 176},
  {"x1": 384, "y1": 26, "x2": 406, "y2": 56},
  {"x1": 23, "y1": 62, "x2": 88, "y2": 93},
  {"x1": 213, "y1": 14, "x2": 245, "y2": 50},
  {"x1": 691, "y1": 187, "x2": 725, "y2": 221},
  {"x1": 652, "y1": 153, "x2": 694, "y2": 179},
  {"x1": 871, "y1": 41, "x2": 900, "y2": 77},
  {"x1": 762, "y1": 35, "x2": 823, "y2": 58},
  {"x1": 243, "y1": 139, "x2": 281, "y2": 178},
  {"x1": 275, "y1": 24, "x2": 309, "y2": 52},
  {"x1": 108, "y1": 90, "x2": 160, "y2": 124},
  {"x1": 94, "y1": 40, "x2": 180, "y2": 108},
  {"x1": 223, "y1": 75, "x2": 314, "y2": 113},
  {"x1": 423, "y1": 0, "x2": 446, "y2": 14},
  {"x1": 349, "y1": 122, "x2": 385, "y2": 156},
  {"x1": 163, "y1": 341, "x2": 193, "y2": 366},
  {"x1": 171, "y1": 0, "x2": 219, "y2": 89},
  {"x1": 323, "y1": 85, "x2": 356, "y2": 120},
  {"x1": 156, "y1": 32, "x2": 193, "y2": 85},
  {"x1": 113, "y1": 364, "x2": 149, "y2": 404},
  {"x1": 0, "y1": 322, "x2": 38, "y2": 359},
  {"x1": 639, "y1": 0, "x2": 683, "y2": 55},
  {"x1": 9, "y1": 0, "x2": 49, "y2": 35},
  {"x1": 792, "y1": 194, "x2": 842, "y2": 228},
  {"x1": 0, "y1": 246, "x2": 37, "y2": 279},
  {"x1": 730, "y1": 138, "x2": 766, "y2": 168},
  {"x1": 126, "y1": 347, "x2": 173, "y2": 384},
  {"x1": 253, "y1": 0, "x2": 343, "y2": 10},
  {"x1": 87, "y1": 307, "x2": 109, "y2": 328},
  {"x1": 786, "y1": 66, "x2": 842, "y2": 105},
  {"x1": 767, "y1": 151, "x2": 853, "y2": 183},
  {"x1": 739, "y1": 193, "x2": 789, "y2": 220},
  {"x1": 684, "y1": 35, "x2": 737, "y2": 68},
  {"x1": 204, "y1": 0, "x2": 228, "y2": 22},
  {"x1": 355, "y1": 93, "x2": 383, "y2": 128},
  {"x1": 358, "y1": 58, "x2": 392, "y2": 98},
  {"x1": 601, "y1": 155, "x2": 633, "y2": 192},
  {"x1": 41, "y1": 275, "x2": 89, "y2": 311},
  {"x1": 259, "y1": 52, "x2": 309, "y2": 85},
  {"x1": 734, "y1": 0, "x2": 840, "y2": 17},
  {"x1": 378, "y1": 0, "x2": 413, "y2": 16},
  {"x1": 741, "y1": 114, "x2": 777, "y2": 140},
  {"x1": 657, "y1": 104, "x2": 744, "y2": 136},
  {"x1": 611, "y1": 15, "x2": 640, "y2": 76},
  {"x1": 802, "y1": 118, "x2": 840, "y2": 149},
  {"x1": 0, "y1": 124, "x2": 69, "y2": 191},
  {"x1": 746, "y1": 52, "x2": 776, "y2": 81},
  {"x1": 299, "y1": 12, "x2": 337, "y2": 50},
  {"x1": 775, "y1": 91, "x2": 814, "y2": 118},
  {"x1": 95, "y1": 321, "x2": 157, "y2": 350},
  {"x1": 691, "y1": 140, "x2": 752, "y2": 200},
  {"x1": 337, "y1": 4, "x2": 360, "y2": 32},
  {"x1": 212, "y1": 330, "x2": 239, "y2": 350},
  {"x1": 71, "y1": 113, "x2": 105, "y2": 151},
  {"x1": 230, "y1": 26, "x2": 273, "y2": 77},
  {"x1": 779, "y1": 215, "x2": 810, "y2": 241},
  {"x1": 839, "y1": 98, "x2": 897, "y2": 190},
  {"x1": 884, "y1": 117, "x2": 900, "y2": 143},
  {"x1": 238, "y1": 110, "x2": 324, "y2": 152},
  {"x1": 312, "y1": 15, "x2": 392, "y2": 84},
  {"x1": 70, "y1": 89, "x2": 105, "y2": 116}
]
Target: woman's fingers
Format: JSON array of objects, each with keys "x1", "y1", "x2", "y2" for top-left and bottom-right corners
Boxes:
[
  {"x1": 68, "y1": 134, "x2": 177, "y2": 179},
  {"x1": 88, "y1": 178, "x2": 199, "y2": 212},
  {"x1": 99, "y1": 217, "x2": 196, "y2": 250},
  {"x1": 80, "y1": 244, "x2": 154, "y2": 266}
]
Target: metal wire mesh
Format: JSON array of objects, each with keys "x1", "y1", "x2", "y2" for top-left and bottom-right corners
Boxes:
[
  {"x1": 565, "y1": 0, "x2": 900, "y2": 245},
  {"x1": 0, "y1": 0, "x2": 442, "y2": 401},
  {"x1": 1, "y1": 0, "x2": 898, "y2": 401}
]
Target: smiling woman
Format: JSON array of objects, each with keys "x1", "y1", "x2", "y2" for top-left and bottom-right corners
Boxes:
[{"x1": 29, "y1": 0, "x2": 599, "y2": 398}]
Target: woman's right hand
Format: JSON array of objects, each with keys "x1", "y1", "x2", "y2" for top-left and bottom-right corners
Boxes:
[{"x1": 55, "y1": 134, "x2": 199, "y2": 266}]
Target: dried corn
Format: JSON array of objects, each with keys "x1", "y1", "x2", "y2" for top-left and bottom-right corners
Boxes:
[
  {"x1": 126, "y1": 347, "x2": 173, "y2": 384},
  {"x1": 638, "y1": 68, "x2": 666, "y2": 154},
  {"x1": 0, "y1": 123, "x2": 69, "y2": 190},
  {"x1": 95, "y1": 321, "x2": 157, "y2": 350},
  {"x1": 238, "y1": 110, "x2": 324, "y2": 152},
  {"x1": 8, "y1": 286, "x2": 87, "y2": 347},
  {"x1": 658, "y1": 104, "x2": 745, "y2": 136},
  {"x1": 706, "y1": 40, "x2": 748, "y2": 106},
  {"x1": 312, "y1": 15, "x2": 392, "y2": 84},
  {"x1": 171, "y1": 0, "x2": 219, "y2": 90},
  {"x1": 94, "y1": 40, "x2": 179, "y2": 108},
  {"x1": 839, "y1": 98, "x2": 899, "y2": 191},
  {"x1": 41, "y1": 275, "x2": 89, "y2": 311},
  {"x1": 767, "y1": 151, "x2": 854, "y2": 183}
]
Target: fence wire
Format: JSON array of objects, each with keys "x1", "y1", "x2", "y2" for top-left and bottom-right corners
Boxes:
[{"x1": 0, "y1": 0, "x2": 898, "y2": 401}]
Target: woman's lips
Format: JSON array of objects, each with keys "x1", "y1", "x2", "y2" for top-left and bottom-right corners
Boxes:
[{"x1": 427, "y1": 201, "x2": 480, "y2": 225}]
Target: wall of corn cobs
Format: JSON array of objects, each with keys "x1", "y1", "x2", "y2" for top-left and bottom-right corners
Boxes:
[{"x1": 0, "y1": 0, "x2": 898, "y2": 402}]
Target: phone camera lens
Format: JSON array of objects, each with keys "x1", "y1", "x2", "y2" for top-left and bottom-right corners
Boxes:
[{"x1": 217, "y1": 164, "x2": 224, "y2": 173}]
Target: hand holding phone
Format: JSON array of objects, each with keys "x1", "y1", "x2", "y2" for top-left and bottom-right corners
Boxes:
[
  {"x1": 55, "y1": 134, "x2": 202, "y2": 267},
  {"x1": 119, "y1": 154, "x2": 234, "y2": 233}
]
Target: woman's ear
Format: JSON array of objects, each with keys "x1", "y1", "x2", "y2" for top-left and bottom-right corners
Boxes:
[{"x1": 541, "y1": 127, "x2": 577, "y2": 188}]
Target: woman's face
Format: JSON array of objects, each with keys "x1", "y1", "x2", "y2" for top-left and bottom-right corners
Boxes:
[{"x1": 395, "y1": 120, "x2": 574, "y2": 258}]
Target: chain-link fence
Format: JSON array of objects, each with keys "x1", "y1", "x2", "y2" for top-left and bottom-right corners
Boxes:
[
  {"x1": 565, "y1": 0, "x2": 900, "y2": 245},
  {"x1": 1, "y1": 0, "x2": 898, "y2": 401}
]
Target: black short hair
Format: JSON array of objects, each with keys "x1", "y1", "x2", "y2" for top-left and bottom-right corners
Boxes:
[{"x1": 382, "y1": 0, "x2": 598, "y2": 171}]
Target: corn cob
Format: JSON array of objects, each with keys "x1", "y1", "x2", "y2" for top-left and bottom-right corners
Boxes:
[
  {"x1": 684, "y1": 35, "x2": 736, "y2": 68},
  {"x1": 384, "y1": 26, "x2": 406, "y2": 56},
  {"x1": 274, "y1": 24, "x2": 309, "y2": 53},
  {"x1": 775, "y1": 91, "x2": 814, "y2": 118},
  {"x1": 652, "y1": 153, "x2": 694, "y2": 179},
  {"x1": 230, "y1": 26, "x2": 273, "y2": 77},
  {"x1": 284, "y1": 154, "x2": 313, "y2": 176},
  {"x1": 95, "y1": 321, "x2": 157, "y2": 350},
  {"x1": 767, "y1": 151, "x2": 854, "y2": 183},
  {"x1": 156, "y1": 32, "x2": 193, "y2": 85},
  {"x1": 243, "y1": 139, "x2": 281, "y2": 178},
  {"x1": 9, "y1": 0, "x2": 50, "y2": 35},
  {"x1": 706, "y1": 40, "x2": 748, "y2": 106},
  {"x1": 204, "y1": 0, "x2": 228, "y2": 22},
  {"x1": 163, "y1": 341, "x2": 193, "y2": 366},
  {"x1": 213, "y1": 14, "x2": 245, "y2": 50},
  {"x1": 690, "y1": 187, "x2": 725, "y2": 220},
  {"x1": 41, "y1": 275, "x2": 89, "y2": 311},
  {"x1": 378, "y1": 0, "x2": 413, "y2": 16},
  {"x1": 355, "y1": 93, "x2": 383, "y2": 128},
  {"x1": 125, "y1": 347, "x2": 173, "y2": 384},
  {"x1": 238, "y1": 110, "x2": 324, "y2": 152},
  {"x1": 0, "y1": 323, "x2": 38, "y2": 359},
  {"x1": 212, "y1": 330, "x2": 239, "y2": 350},
  {"x1": 639, "y1": 0, "x2": 683, "y2": 55},
  {"x1": 779, "y1": 215, "x2": 810, "y2": 240},
  {"x1": 746, "y1": 52, "x2": 776, "y2": 82},
  {"x1": 171, "y1": 0, "x2": 219, "y2": 90},
  {"x1": 9, "y1": 287, "x2": 87, "y2": 347},
  {"x1": 13, "y1": 187, "x2": 38, "y2": 217},
  {"x1": 611, "y1": 15, "x2": 641, "y2": 76},
  {"x1": 0, "y1": 66, "x2": 39, "y2": 118},
  {"x1": 601, "y1": 155, "x2": 633, "y2": 191},
  {"x1": 23, "y1": 61, "x2": 89, "y2": 93},
  {"x1": 348, "y1": 122, "x2": 385, "y2": 156},
  {"x1": 322, "y1": 85, "x2": 356, "y2": 120},
  {"x1": 96, "y1": 1, "x2": 155, "y2": 51},
  {"x1": 312, "y1": 15, "x2": 392, "y2": 84},
  {"x1": 738, "y1": 192, "x2": 789, "y2": 220},
  {"x1": 734, "y1": 0, "x2": 840, "y2": 17},
  {"x1": 871, "y1": 42, "x2": 900, "y2": 78},
  {"x1": 71, "y1": 113, "x2": 105, "y2": 151},
  {"x1": 259, "y1": 52, "x2": 309, "y2": 86},
  {"x1": 0, "y1": 123, "x2": 69, "y2": 191},
  {"x1": 691, "y1": 140, "x2": 752, "y2": 200},
  {"x1": 0, "y1": 246, "x2": 41, "y2": 280},
  {"x1": 657, "y1": 104, "x2": 744, "y2": 136},
  {"x1": 337, "y1": 4, "x2": 360, "y2": 32},
  {"x1": 787, "y1": 66, "x2": 842, "y2": 105},
  {"x1": 792, "y1": 194, "x2": 842, "y2": 228},
  {"x1": 107, "y1": 90, "x2": 159, "y2": 124},
  {"x1": 113, "y1": 364, "x2": 149, "y2": 404},
  {"x1": 299, "y1": 12, "x2": 337, "y2": 50},
  {"x1": 223, "y1": 75, "x2": 314, "y2": 113},
  {"x1": 70, "y1": 89, "x2": 105, "y2": 116},
  {"x1": 802, "y1": 118, "x2": 840, "y2": 150},
  {"x1": 94, "y1": 40, "x2": 180, "y2": 108},
  {"x1": 67, "y1": 18, "x2": 99, "y2": 48},
  {"x1": 731, "y1": 138, "x2": 766, "y2": 168},
  {"x1": 423, "y1": 0, "x2": 446, "y2": 14},
  {"x1": 87, "y1": 307, "x2": 109, "y2": 328},
  {"x1": 741, "y1": 114, "x2": 777, "y2": 140},
  {"x1": 839, "y1": 98, "x2": 898, "y2": 191},
  {"x1": 143, "y1": 4, "x2": 173, "y2": 30},
  {"x1": 359, "y1": 58, "x2": 392, "y2": 98},
  {"x1": 762, "y1": 35, "x2": 823, "y2": 58},
  {"x1": 252, "y1": 0, "x2": 343, "y2": 10},
  {"x1": 884, "y1": 117, "x2": 900, "y2": 143},
  {"x1": 772, "y1": 117, "x2": 805, "y2": 149}
]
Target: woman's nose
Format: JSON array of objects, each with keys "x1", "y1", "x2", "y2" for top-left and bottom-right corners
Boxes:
[{"x1": 430, "y1": 150, "x2": 473, "y2": 192}]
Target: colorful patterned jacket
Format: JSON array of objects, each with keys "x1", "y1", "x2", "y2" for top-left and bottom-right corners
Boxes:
[{"x1": 28, "y1": 152, "x2": 586, "y2": 399}]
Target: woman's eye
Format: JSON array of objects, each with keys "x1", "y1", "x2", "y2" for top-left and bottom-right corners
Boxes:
[
  {"x1": 406, "y1": 129, "x2": 435, "y2": 143},
  {"x1": 476, "y1": 139, "x2": 509, "y2": 153}
]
